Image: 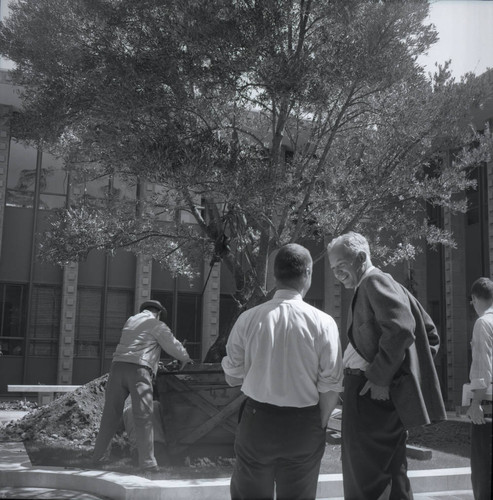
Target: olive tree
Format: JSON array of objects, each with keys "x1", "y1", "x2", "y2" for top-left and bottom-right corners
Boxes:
[{"x1": 1, "y1": 0, "x2": 491, "y2": 353}]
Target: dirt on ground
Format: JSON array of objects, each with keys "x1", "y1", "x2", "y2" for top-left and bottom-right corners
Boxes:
[
  {"x1": 408, "y1": 419, "x2": 471, "y2": 457},
  {"x1": 0, "y1": 376, "x2": 107, "y2": 444},
  {"x1": 0, "y1": 375, "x2": 133, "y2": 468},
  {"x1": 0, "y1": 377, "x2": 472, "y2": 479},
  {"x1": 0, "y1": 375, "x2": 235, "y2": 477}
]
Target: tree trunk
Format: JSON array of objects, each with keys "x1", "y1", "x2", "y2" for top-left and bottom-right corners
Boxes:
[{"x1": 202, "y1": 231, "x2": 273, "y2": 363}]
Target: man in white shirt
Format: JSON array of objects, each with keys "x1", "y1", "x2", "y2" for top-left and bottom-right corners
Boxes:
[
  {"x1": 467, "y1": 277, "x2": 493, "y2": 500},
  {"x1": 222, "y1": 243, "x2": 343, "y2": 500}
]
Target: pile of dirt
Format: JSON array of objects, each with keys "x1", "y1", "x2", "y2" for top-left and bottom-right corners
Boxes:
[
  {"x1": 0, "y1": 375, "x2": 230, "y2": 474},
  {"x1": 0, "y1": 374, "x2": 132, "y2": 466},
  {"x1": 408, "y1": 419, "x2": 470, "y2": 457}
]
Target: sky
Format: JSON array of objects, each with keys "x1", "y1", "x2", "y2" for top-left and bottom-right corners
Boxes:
[{"x1": 420, "y1": 0, "x2": 493, "y2": 77}]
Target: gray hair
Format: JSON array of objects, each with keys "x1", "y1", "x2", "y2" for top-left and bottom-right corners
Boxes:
[{"x1": 327, "y1": 232, "x2": 371, "y2": 258}]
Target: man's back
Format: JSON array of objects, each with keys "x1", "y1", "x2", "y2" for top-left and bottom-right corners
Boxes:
[
  {"x1": 113, "y1": 311, "x2": 161, "y2": 367},
  {"x1": 222, "y1": 289, "x2": 342, "y2": 408},
  {"x1": 223, "y1": 243, "x2": 343, "y2": 500},
  {"x1": 470, "y1": 306, "x2": 493, "y2": 390},
  {"x1": 113, "y1": 310, "x2": 189, "y2": 374}
]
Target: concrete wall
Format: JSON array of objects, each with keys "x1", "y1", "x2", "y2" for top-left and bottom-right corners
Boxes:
[
  {"x1": 0, "y1": 104, "x2": 10, "y2": 261},
  {"x1": 488, "y1": 159, "x2": 493, "y2": 277},
  {"x1": 443, "y1": 207, "x2": 469, "y2": 406}
]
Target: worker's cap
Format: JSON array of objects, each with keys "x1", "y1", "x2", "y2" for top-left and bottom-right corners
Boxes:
[{"x1": 139, "y1": 300, "x2": 167, "y2": 319}]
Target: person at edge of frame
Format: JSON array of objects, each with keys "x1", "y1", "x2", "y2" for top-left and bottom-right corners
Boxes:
[{"x1": 466, "y1": 277, "x2": 493, "y2": 500}]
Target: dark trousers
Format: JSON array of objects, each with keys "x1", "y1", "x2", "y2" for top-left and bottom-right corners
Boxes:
[
  {"x1": 231, "y1": 398, "x2": 326, "y2": 500},
  {"x1": 93, "y1": 362, "x2": 157, "y2": 470},
  {"x1": 342, "y1": 374, "x2": 413, "y2": 500},
  {"x1": 471, "y1": 418, "x2": 492, "y2": 500}
]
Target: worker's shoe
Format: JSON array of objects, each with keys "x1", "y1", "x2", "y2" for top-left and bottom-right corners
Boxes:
[
  {"x1": 141, "y1": 465, "x2": 161, "y2": 478},
  {"x1": 89, "y1": 450, "x2": 112, "y2": 469}
]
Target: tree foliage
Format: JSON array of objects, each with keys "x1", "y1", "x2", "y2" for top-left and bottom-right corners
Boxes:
[{"x1": 1, "y1": 0, "x2": 492, "y2": 312}]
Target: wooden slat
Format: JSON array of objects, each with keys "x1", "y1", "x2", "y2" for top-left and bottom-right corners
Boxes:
[
  {"x1": 327, "y1": 407, "x2": 342, "y2": 432},
  {"x1": 327, "y1": 416, "x2": 341, "y2": 432},
  {"x1": 159, "y1": 369, "x2": 224, "y2": 376},
  {"x1": 169, "y1": 394, "x2": 246, "y2": 455},
  {"x1": 162, "y1": 375, "x2": 239, "y2": 435}
]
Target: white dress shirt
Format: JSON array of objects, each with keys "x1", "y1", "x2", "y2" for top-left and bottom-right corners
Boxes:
[
  {"x1": 343, "y1": 266, "x2": 375, "y2": 370},
  {"x1": 221, "y1": 289, "x2": 343, "y2": 407},
  {"x1": 469, "y1": 306, "x2": 493, "y2": 394}
]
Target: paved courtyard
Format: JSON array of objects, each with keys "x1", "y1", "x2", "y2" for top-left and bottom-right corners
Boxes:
[{"x1": 0, "y1": 409, "x2": 474, "y2": 499}]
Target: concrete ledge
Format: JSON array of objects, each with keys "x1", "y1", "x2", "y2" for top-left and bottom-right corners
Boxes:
[
  {"x1": 0, "y1": 468, "x2": 163, "y2": 500},
  {"x1": 0, "y1": 466, "x2": 472, "y2": 500},
  {"x1": 152, "y1": 477, "x2": 231, "y2": 500},
  {"x1": 408, "y1": 467, "x2": 472, "y2": 493},
  {"x1": 0, "y1": 442, "x2": 472, "y2": 500},
  {"x1": 321, "y1": 491, "x2": 474, "y2": 500},
  {"x1": 317, "y1": 473, "x2": 344, "y2": 498},
  {"x1": 406, "y1": 444, "x2": 433, "y2": 460}
]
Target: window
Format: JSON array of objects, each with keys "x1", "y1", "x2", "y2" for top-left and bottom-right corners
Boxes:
[
  {"x1": 75, "y1": 287, "x2": 134, "y2": 358},
  {"x1": 219, "y1": 294, "x2": 238, "y2": 340},
  {"x1": 73, "y1": 173, "x2": 136, "y2": 210},
  {"x1": 6, "y1": 140, "x2": 37, "y2": 208},
  {"x1": 28, "y1": 285, "x2": 61, "y2": 356},
  {"x1": 38, "y1": 151, "x2": 69, "y2": 209},
  {"x1": 0, "y1": 283, "x2": 26, "y2": 356},
  {"x1": 104, "y1": 289, "x2": 134, "y2": 358},
  {"x1": 176, "y1": 293, "x2": 202, "y2": 360},
  {"x1": 75, "y1": 287, "x2": 102, "y2": 357},
  {"x1": 6, "y1": 141, "x2": 69, "y2": 209},
  {"x1": 426, "y1": 203, "x2": 442, "y2": 229},
  {"x1": 151, "y1": 291, "x2": 202, "y2": 360},
  {"x1": 466, "y1": 165, "x2": 487, "y2": 226}
]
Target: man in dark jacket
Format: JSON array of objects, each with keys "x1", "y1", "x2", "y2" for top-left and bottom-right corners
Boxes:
[
  {"x1": 327, "y1": 232, "x2": 446, "y2": 500},
  {"x1": 92, "y1": 300, "x2": 192, "y2": 473}
]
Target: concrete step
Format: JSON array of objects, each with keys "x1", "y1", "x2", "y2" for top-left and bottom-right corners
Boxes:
[
  {"x1": 0, "y1": 441, "x2": 473, "y2": 500},
  {"x1": 321, "y1": 493, "x2": 473, "y2": 500}
]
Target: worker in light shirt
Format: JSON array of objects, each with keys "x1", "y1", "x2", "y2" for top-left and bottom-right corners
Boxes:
[
  {"x1": 92, "y1": 300, "x2": 192, "y2": 474},
  {"x1": 222, "y1": 243, "x2": 343, "y2": 500},
  {"x1": 467, "y1": 277, "x2": 493, "y2": 500}
]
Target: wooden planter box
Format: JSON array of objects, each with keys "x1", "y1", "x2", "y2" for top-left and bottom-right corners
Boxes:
[{"x1": 155, "y1": 363, "x2": 245, "y2": 458}]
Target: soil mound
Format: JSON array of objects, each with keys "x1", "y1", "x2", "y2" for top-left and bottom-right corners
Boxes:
[
  {"x1": 0, "y1": 374, "x2": 131, "y2": 467},
  {"x1": 408, "y1": 419, "x2": 470, "y2": 457}
]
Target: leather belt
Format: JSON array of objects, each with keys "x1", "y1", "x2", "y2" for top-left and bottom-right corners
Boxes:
[
  {"x1": 344, "y1": 368, "x2": 366, "y2": 376},
  {"x1": 246, "y1": 398, "x2": 318, "y2": 414},
  {"x1": 141, "y1": 364, "x2": 154, "y2": 376}
]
